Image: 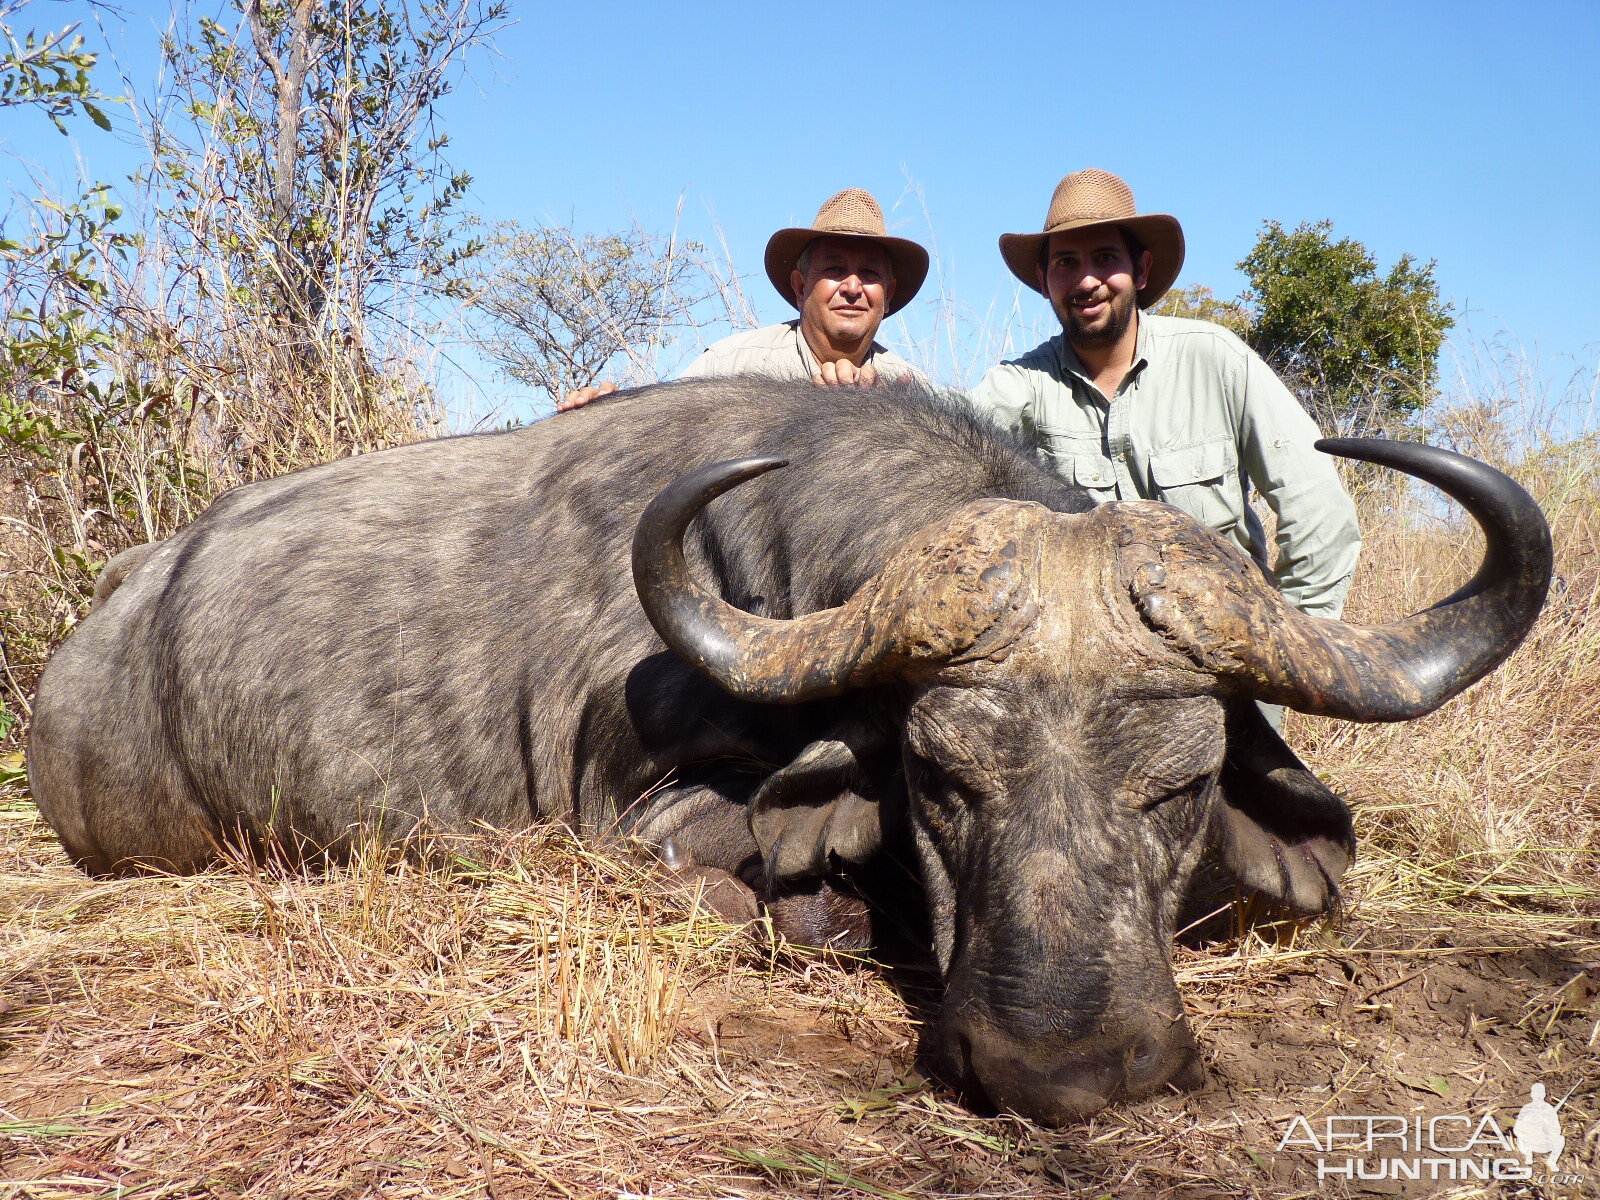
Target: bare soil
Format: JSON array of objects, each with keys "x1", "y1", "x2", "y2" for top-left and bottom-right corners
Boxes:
[{"x1": 2, "y1": 796, "x2": 1596, "y2": 1200}]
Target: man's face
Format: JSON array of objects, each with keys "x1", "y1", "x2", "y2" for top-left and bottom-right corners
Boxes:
[
  {"x1": 1037, "y1": 227, "x2": 1151, "y2": 351},
  {"x1": 792, "y1": 237, "x2": 896, "y2": 348}
]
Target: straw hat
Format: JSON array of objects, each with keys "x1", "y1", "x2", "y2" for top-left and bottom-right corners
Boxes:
[
  {"x1": 764, "y1": 189, "x2": 929, "y2": 316},
  {"x1": 998, "y1": 169, "x2": 1185, "y2": 309}
]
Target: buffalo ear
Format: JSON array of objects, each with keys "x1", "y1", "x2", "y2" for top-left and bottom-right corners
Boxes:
[
  {"x1": 1212, "y1": 703, "x2": 1355, "y2": 915},
  {"x1": 748, "y1": 720, "x2": 895, "y2": 884}
]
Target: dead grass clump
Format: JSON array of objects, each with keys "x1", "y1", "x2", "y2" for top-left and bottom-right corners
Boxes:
[
  {"x1": 2, "y1": 824, "x2": 831, "y2": 1197},
  {"x1": 1290, "y1": 396, "x2": 1600, "y2": 916},
  {"x1": 0, "y1": 313, "x2": 442, "y2": 753},
  {"x1": 5, "y1": 792, "x2": 1597, "y2": 1199},
  {"x1": 0, "y1": 168, "x2": 447, "y2": 764}
]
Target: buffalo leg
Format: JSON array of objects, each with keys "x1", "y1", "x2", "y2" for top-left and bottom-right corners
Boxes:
[{"x1": 630, "y1": 775, "x2": 873, "y2": 948}]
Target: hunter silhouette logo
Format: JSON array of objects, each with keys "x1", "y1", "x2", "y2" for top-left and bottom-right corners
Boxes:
[
  {"x1": 1277, "y1": 1078, "x2": 1584, "y2": 1184},
  {"x1": 1513, "y1": 1082, "x2": 1569, "y2": 1170}
]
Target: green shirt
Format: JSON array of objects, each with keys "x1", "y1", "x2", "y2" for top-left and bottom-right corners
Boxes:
[{"x1": 969, "y1": 313, "x2": 1360, "y2": 619}]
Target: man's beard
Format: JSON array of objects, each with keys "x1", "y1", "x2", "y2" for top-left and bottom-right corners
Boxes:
[{"x1": 1058, "y1": 288, "x2": 1136, "y2": 351}]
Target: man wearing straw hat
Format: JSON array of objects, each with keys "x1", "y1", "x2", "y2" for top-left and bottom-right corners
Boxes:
[
  {"x1": 559, "y1": 188, "x2": 928, "y2": 409},
  {"x1": 970, "y1": 169, "x2": 1360, "y2": 621}
]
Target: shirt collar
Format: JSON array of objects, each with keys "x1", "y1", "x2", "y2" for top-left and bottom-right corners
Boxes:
[
  {"x1": 789, "y1": 318, "x2": 885, "y2": 373},
  {"x1": 1133, "y1": 309, "x2": 1153, "y2": 366},
  {"x1": 787, "y1": 319, "x2": 820, "y2": 375},
  {"x1": 1052, "y1": 312, "x2": 1152, "y2": 395}
]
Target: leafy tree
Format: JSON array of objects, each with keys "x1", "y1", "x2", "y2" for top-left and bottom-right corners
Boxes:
[
  {"x1": 1, "y1": 0, "x2": 136, "y2": 752},
  {"x1": 0, "y1": 0, "x2": 118, "y2": 131},
  {"x1": 155, "y1": 0, "x2": 508, "y2": 350},
  {"x1": 1238, "y1": 219, "x2": 1454, "y2": 427},
  {"x1": 3, "y1": 0, "x2": 501, "y2": 744},
  {"x1": 1151, "y1": 283, "x2": 1251, "y2": 337},
  {"x1": 1, "y1": 0, "x2": 133, "y2": 471},
  {"x1": 465, "y1": 221, "x2": 717, "y2": 405}
]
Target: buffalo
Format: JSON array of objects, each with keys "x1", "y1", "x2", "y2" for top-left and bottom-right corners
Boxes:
[{"x1": 29, "y1": 377, "x2": 1551, "y2": 1123}]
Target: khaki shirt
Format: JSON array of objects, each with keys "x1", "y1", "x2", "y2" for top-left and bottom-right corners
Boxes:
[
  {"x1": 679, "y1": 320, "x2": 924, "y2": 383},
  {"x1": 969, "y1": 313, "x2": 1360, "y2": 619}
]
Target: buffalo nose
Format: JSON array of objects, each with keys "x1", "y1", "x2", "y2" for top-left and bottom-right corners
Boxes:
[{"x1": 937, "y1": 1008, "x2": 1203, "y2": 1125}]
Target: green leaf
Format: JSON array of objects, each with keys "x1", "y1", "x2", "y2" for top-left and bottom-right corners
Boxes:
[
  {"x1": 834, "y1": 1080, "x2": 921, "y2": 1121},
  {"x1": 723, "y1": 1147, "x2": 914, "y2": 1200},
  {"x1": 1393, "y1": 1071, "x2": 1452, "y2": 1097},
  {"x1": 928, "y1": 1121, "x2": 1014, "y2": 1152},
  {"x1": 0, "y1": 1118, "x2": 89, "y2": 1138}
]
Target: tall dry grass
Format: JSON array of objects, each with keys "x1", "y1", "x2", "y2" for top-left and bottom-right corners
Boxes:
[
  {"x1": 1290, "y1": 379, "x2": 1600, "y2": 919},
  {"x1": 0, "y1": 187, "x2": 446, "y2": 759},
  {"x1": 3, "y1": 138, "x2": 1597, "y2": 1191},
  {"x1": 1, "y1": 825, "x2": 816, "y2": 1197}
]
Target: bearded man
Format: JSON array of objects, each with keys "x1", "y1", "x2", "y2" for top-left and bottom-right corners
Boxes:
[
  {"x1": 560, "y1": 189, "x2": 928, "y2": 409},
  {"x1": 969, "y1": 169, "x2": 1359, "y2": 621}
]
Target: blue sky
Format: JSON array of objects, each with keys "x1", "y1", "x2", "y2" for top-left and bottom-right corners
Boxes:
[{"x1": 4, "y1": 0, "x2": 1598, "y2": 406}]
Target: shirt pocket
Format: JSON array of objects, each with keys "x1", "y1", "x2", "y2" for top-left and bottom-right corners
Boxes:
[
  {"x1": 1038, "y1": 427, "x2": 1117, "y2": 504},
  {"x1": 1148, "y1": 438, "x2": 1242, "y2": 534}
]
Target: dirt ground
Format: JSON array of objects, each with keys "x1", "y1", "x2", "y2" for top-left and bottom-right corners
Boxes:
[{"x1": 2, "y1": 796, "x2": 1597, "y2": 1200}]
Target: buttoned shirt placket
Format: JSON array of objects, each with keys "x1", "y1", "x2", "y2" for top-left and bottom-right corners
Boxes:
[
  {"x1": 1054, "y1": 332, "x2": 1149, "y2": 501},
  {"x1": 969, "y1": 311, "x2": 1360, "y2": 619},
  {"x1": 1055, "y1": 324, "x2": 1277, "y2": 573}
]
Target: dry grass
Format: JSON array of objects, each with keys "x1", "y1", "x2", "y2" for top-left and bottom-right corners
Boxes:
[
  {"x1": 0, "y1": 117, "x2": 453, "y2": 751},
  {"x1": 0, "y1": 822, "x2": 928, "y2": 1199},
  {"x1": 1293, "y1": 398, "x2": 1600, "y2": 913},
  {"x1": 9, "y1": 18, "x2": 1588, "y2": 1196},
  {"x1": 3, "y1": 384, "x2": 1598, "y2": 1197},
  {"x1": 0, "y1": 299, "x2": 443, "y2": 748},
  {"x1": 3, "y1": 809, "x2": 1595, "y2": 1198}
]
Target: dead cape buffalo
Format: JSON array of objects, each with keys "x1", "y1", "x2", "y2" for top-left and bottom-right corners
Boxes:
[{"x1": 30, "y1": 377, "x2": 1551, "y2": 1123}]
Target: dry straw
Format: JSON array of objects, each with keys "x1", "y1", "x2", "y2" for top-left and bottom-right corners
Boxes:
[
  {"x1": 4, "y1": 370, "x2": 1598, "y2": 1195},
  {"x1": 2, "y1": 150, "x2": 1596, "y2": 1193}
]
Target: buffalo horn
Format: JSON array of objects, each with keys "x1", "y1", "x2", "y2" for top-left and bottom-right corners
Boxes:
[
  {"x1": 1138, "y1": 438, "x2": 1553, "y2": 721},
  {"x1": 633, "y1": 459, "x2": 1042, "y2": 703},
  {"x1": 631, "y1": 457, "x2": 879, "y2": 702}
]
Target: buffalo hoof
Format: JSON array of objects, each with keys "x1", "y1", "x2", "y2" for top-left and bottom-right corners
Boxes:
[
  {"x1": 654, "y1": 838, "x2": 764, "y2": 924},
  {"x1": 764, "y1": 880, "x2": 873, "y2": 951},
  {"x1": 669, "y1": 864, "x2": 763, "y2": 924},
  {"x1": 653, "y1": 837, "x2": 872, "y2": 950}
]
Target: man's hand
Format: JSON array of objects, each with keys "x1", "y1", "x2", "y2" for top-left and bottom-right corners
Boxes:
[
  {"x1": 813, "y1": 359, "x2": 880, "y2": 387},
  {"x1": 558, "y1": 380, "x2": 618, "y2": 412}
]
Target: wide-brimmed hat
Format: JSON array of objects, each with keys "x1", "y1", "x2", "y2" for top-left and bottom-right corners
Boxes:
[
  {"x1": 998, "y1": 169, "x2": 1185, "y2": 309},
  {"x1": 764, "y1": 189, "x2": 929, "y2": 316}
]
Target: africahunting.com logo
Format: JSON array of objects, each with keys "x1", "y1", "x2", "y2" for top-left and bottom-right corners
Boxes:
[{"x1": 1277, "y1": 1082, "x2": 1584, "y2": 1186}]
